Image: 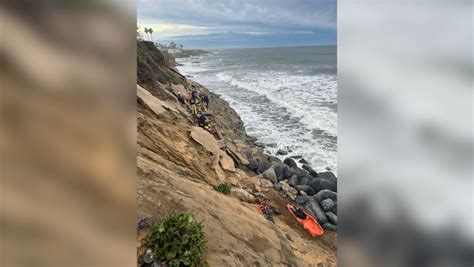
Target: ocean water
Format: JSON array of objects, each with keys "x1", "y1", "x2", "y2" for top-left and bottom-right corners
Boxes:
[{"x1": 177, "y1": 46, "x2": 337, "y2": 172}]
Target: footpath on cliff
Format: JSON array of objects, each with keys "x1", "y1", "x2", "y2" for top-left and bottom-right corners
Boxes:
[{"x1": 136, "y1": 41, "x2": 337, "y2": 266}]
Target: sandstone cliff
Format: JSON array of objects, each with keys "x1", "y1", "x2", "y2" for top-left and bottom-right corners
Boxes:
[{"x1": 136, "y1": 41, "x2": 336, "y2": 266}]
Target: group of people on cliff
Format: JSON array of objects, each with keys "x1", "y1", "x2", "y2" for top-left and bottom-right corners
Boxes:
[
  {"x1": 177, "y1": 91, "x2": 209, "y2": 113},
  {"x1": 177, "y1": 90, "x2": 213, "y2": 133}
]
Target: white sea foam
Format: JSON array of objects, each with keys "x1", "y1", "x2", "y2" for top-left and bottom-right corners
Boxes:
[{"x1": 177, "y1": 49, "x2": 338, "y2": 172}]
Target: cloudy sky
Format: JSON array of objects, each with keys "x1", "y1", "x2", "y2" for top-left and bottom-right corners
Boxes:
[{"x1": 137, "y1": 0, "x2": 336, "y2": 49}]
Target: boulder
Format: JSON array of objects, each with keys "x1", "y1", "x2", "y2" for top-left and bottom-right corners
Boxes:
[
  {"x1": 321, "y1": 199, "x2": 335, "y2": 212},
  {"x1": 313, "y1": 189, "x2": 337, "y2": 203},
  {"x1": 294, "y1": 167, "x2": 309, "y2": 179},
  {"x1": 332, "y1": 201, "x2": 337, "y2": 214},
  {"x1": 326, "y1": 211, "x2": 337, "y2": 225},
  {"x1": 294, "y1": 185, "x2": 310, "y2": 193},
  {"x1": 283, "y1": 166, "x2": 296, "y2": 179},
  {"x1": 318, "y1": 171, "x2": 337, "y2": 183},
  {"x1": 277, "y1": 149, "x2": 288, "y2": 155},
  {"x1": 304, "y1": 198, "x2": 328, "y2": 225},
  {"x1": 267, "y1": 155, "x2": 282, "y2": 165},
  {"x1": 257, "y1": 160, "x2": 272, "y2": 175},
  {"x1": 283, "y1": 157, "x2": 298, "y2": 169},
  {"x1": 273, "y1": 164, "x2": 285, "y2": 181},
  {"x1": 290, "y1": 155, "x2": 303, "y2": 159},
  {"x1": 262, "y1": 167, "x2": 277, "y2": 183},
  {"x1": 295, "y1": 195, "x2": 311, "y2": 205},
  {"x1": 248, "y1": 159, "x2": 259, "y2": 171},
  {"x1": 306, "y1": 187, "x2": 316, "y2": 196},
  {"x1": 230, "y1": 188, "x2": 256, "y2": 203},
  {"x1": 309, "y1": 177, "x2": 337, "y2": 193},
  {"x1": 302, "y1": 164, "x2": 318, "y2": 177},
  {"x1": 280, "y1": 181, "x2": 298, "y2": 200},
  {"x1": 299, "y1": 191, "x2": 307, "y2": 196},
  {"x1": 298, "y1": 158, "x2": 309, "y2": 164},
  {"x1": 297, "y1": 175, "x2": 311, "y2": 186},
  {"x1": 322, "y1": 223, "x2": 337, "y2": 232},
  {"x1": 288, "y1": 174, "x2": 299, "y2": 187},
  {"x1": 316, "y1": 173, "x2": 337, "y2": 192}
]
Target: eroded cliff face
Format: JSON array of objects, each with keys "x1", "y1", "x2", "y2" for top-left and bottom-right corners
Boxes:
[{"x1": 136, "y1": 41, "x2": 336, "y2": 266}]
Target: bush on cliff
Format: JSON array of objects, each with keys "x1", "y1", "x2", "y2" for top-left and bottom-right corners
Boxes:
[
  {"x1": 147, "y1": 212, "x2": 206, "y2": 266},
  {"x1": 137, "y1": 40, "x2": 187, "y2": 89},
  {"x1": 216, "y1": 183, "x2": 232, "y2": 195}
]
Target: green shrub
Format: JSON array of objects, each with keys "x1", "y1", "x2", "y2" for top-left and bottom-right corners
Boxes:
[
  {"x1": 216, "y1": 183, "x2": 232, "y2": 195},
  {"x1": 147, "y1": 212, "x2": 206, "y2": 266}
]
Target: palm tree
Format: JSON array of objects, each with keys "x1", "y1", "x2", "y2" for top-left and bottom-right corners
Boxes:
[
  {"x1": 144, "y1": 27, "x2": 149, "y2": 41},
  {"x1": 149, "y1": 28, "x2": 153, "y2": 41}
]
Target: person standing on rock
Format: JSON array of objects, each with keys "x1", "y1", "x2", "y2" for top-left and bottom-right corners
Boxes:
[
  {"x1": 202, "y1": 94, "x2": 209, "y2": 111},
  {"x1": 190, "y1": 91, "x2": 198, "y2": 115},
  {"x1": 177, "y1": 93, "x2": 186, "y2": 105}
]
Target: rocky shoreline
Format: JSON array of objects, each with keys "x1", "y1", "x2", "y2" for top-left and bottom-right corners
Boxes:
[
  {"x1": 173, "y1": 45, "x2": 339, "y2": 232},
  {"x1": 242, "y1": 144, "x2": 338, "y2": 231}
]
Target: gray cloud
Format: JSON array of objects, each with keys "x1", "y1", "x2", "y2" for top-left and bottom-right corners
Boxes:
[{"x1": 138, "y1": 0, "x2": 336, "y2": 32}]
